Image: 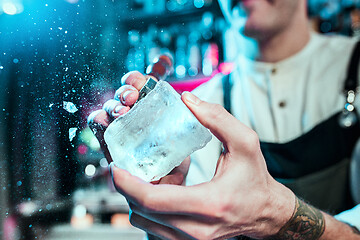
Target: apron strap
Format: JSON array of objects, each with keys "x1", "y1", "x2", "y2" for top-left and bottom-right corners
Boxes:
[{"x1": 222, "y1": 73, "x2": 233, "y2": 114}]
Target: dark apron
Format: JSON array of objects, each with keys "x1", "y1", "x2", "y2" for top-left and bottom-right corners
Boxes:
[
  {"x1": 223, "y1": 42, "x2": 360, "y2": 240},
  {"x1": 261, "y1": 111, "x2": 359, "y2": 214}
]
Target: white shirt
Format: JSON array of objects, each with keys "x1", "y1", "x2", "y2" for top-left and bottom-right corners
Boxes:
[
  {"x1": 188, "y1": 31, "x2": 359, "y2": 183},
  {"x1": 187, "y1": 32, "x2": 360, "y2": 227}
]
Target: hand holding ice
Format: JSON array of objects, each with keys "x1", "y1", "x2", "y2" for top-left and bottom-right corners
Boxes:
[{"x1": 104, "y1": 80, "x2": 212, "y2": 182}]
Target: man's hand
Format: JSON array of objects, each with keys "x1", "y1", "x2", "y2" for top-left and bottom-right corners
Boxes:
[
  {"x1": 110, "y1": 91, "x2": 296, "y2": 239},
  {"x1": 87, "y1": 71, "x2": 189, "y2": 185},
  {"x1": 89, "y1": 74, "x2": 359, "y2": 239},
  {"x1": 87, "y1": 71, "x2": 147, "y2": 163}
]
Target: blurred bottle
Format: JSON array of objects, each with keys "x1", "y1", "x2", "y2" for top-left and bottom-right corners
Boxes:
[
  {"x1": 145, "y1": 0, "x2": 166, "y2": 14},
  {"x1": 200, "y1": 12, "x2": 219, "y2": 76},
  {"x1": 158, "y1": 27, "x2": 173, "y2": 54},
  {"x1": 202, "y1": 43, "x2": 219, "y2": 76},
  {"x1": 126, "y1": 30, "x2": 145, "y2": 72},
  {"x1": 144, "y1": 25, "x2": 162, "y2": 66},
  {"x1": 187, "y1": 29, "x2": 201, "y2": 77},
  {"x1": 158, "y1": 27, "x2": 175, "y2": 75},
  {"x1": 175, "y1": 35, "x2": 188, "y2": 79},
  {"x1": 201, "y1": 11, "x2": 214, "y2": 40}
]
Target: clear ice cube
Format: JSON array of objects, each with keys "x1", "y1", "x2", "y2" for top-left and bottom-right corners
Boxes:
[{"x1": 104, "y1": 80, "x2": 212, "y2": 182}]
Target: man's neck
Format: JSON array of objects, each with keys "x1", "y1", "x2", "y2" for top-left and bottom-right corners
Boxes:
[{"x1": 257, "y1": 17, "x2": 310, "y2": 63}]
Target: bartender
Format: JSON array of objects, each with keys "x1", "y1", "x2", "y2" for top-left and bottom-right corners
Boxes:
[
  {"x1": 88, "y1": 0, "x2": 360, "y2": 238},
  {"x1": 89, "y1": 86, "x2": 360, "y2": 239},
  {"x1": 188, "y1": 0, "x2": 360, "y2": 214}
]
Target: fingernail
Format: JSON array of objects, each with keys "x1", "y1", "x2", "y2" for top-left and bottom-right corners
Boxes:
[
  {"x1": 87, "y1": 109, "x2": 102, "y2": 125},
  {"x1": 121, "y1": 71, "x2": 136, "y2": 85},
  {"x1": 109, "y1": 162, "x2": 114, "y2": 177},
  {"x1": 120, "y1": 90, "x2": 134, "y2": 104},
  {"x1": 122, "y1": 90, "x2": 132, "y2": 100},
  {"x1": 114, "y1": 105, "x2": 123, "y2": 113},
  {"x1": 113, "y1": 105, "x2": 124, "y2": 117},
  {"x1": 182, "y1": 91, "x2": 200, "y2": 105}
]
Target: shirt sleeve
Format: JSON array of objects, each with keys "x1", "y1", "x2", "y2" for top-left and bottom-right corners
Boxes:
[{"x1": 334, "y1": 204, "x2": 360, "y2": 230}]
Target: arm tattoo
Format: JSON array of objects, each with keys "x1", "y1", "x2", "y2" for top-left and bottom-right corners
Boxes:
[{"x1": 268, "y1": 197, "x2": 325, "y2": 240}]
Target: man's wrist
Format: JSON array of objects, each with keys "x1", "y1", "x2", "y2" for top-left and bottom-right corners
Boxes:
[
  {"x1": 257, "y1": 179, "x2": 325, "y2": 240},
  {"x1": 267, "y1": 180, "x2": 296, "y2": 236},
  {"x1": 267, "y1": 197, "x2": 325, "y2": 240},
  {"x1": 249, "y1": 179, "x2": 296, "y2": 239}
]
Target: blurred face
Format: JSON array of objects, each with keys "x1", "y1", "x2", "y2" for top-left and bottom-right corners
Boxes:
[{"x1": 229, "y1": 0, "x2": 302, "y2": 41}]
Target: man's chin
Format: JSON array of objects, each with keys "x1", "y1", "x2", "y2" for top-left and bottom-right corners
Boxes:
[{"x1": 242, "y1": 26, "x2": 260, "y2": 40}]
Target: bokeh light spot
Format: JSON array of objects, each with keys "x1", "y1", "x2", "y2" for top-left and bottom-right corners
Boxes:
[{"x1": 3, "y1": 2, "x2": 17, "y2": 15}]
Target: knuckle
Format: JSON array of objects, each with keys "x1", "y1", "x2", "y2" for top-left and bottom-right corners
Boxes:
[
  {"x1": 140, "y1": 192, "x2": 156, "y2": 212},
  {"x1": 248, "y1": 130, "x2": 260, "y2": 148},
  {"x1": 210, "y1": 198, "x2": 229, "y2": 221},
  {"x1": 241, "y1": 129, "x2": 260, "y2": 156},
  {"x1": 212, "y1": 103, "x2": 225, "y2": 116}
]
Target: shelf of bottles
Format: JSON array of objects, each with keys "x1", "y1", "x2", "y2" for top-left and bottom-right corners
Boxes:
[{"x1": 121, "y1": 0, "x2": 225, "y2": 91}]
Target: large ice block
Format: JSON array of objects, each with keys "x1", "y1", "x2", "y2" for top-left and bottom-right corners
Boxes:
[{"x1": 104, "y1": 80, "x2": 212, "y2": 182}]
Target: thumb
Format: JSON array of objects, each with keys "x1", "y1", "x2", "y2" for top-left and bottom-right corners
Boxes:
[{"x1": 181, "y1": 91, "x2": 257, "y2": 153}]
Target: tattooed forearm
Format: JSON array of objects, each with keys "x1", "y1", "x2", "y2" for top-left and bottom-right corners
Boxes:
[{"x1": 267, "y1": 197, "x2": 325, "y2": 240}]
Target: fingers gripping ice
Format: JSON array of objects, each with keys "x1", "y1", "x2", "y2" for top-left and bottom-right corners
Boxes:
[{"x1": 104, "y1": 81, "x2": 212, "y2": 182}]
